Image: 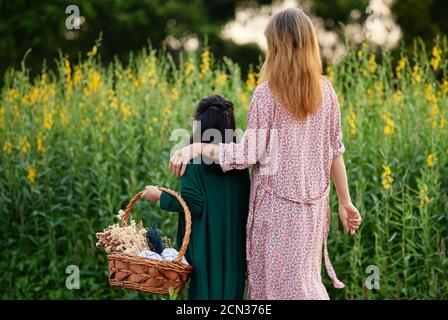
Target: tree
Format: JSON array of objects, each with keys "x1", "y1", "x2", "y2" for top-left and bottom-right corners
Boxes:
[
  {"x1": 310, "y1": 0, "x2": 447, "y2": 50},
  {"x1": 392, "y1": 0, "x2": 448, "y2": 46},
  {"x1": 0, "y1": 0, "x2": 272, "y2": 79}
]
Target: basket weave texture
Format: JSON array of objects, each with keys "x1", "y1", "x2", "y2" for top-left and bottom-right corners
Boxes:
[{"x1": 108, "y1": 187, "x2": 193, "y2": 295}]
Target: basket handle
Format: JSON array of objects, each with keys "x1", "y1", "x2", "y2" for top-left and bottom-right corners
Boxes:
[{"x1": 120, "y1": 187, "x2": 192, "y2": 265}]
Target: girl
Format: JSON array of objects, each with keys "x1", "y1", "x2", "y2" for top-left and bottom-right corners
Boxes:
[
  {"x1": 169, "y1": 8, "x2": 362, "y2": 299},
  {"x1": 141, "y1": 95, "x2": 250, "y2": 300}
]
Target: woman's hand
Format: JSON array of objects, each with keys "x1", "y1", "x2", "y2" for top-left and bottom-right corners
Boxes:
[
  {"x1": 338, "y1": 202, "x2": 361, "y2": 236},
  {"x1": 169, "y1": 143, "x2": 201, "y2": 177},
  {"x1": 141, "y1": 185, "x2": 162, "y2": 202}
]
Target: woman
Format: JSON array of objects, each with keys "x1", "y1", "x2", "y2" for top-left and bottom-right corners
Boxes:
[{"x1": 169, "y1": 8, "x2": 361, "y2": 299}]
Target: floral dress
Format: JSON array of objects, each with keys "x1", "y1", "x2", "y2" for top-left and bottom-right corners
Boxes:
[{"x1": 219, "y1": 78, "x2": 345, "y2": 299}]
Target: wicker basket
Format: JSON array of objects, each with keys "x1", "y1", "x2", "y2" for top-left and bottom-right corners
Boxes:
[{"x1": 107, "y1": 187, "x2": 194, "y2": 295}]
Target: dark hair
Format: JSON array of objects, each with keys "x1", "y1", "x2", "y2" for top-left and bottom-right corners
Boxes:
[{"x1": 190, "y1": 94, "x2": 236, "y2": 173}]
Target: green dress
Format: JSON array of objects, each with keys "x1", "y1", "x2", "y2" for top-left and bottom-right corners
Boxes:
[{"x1": 159, "y1": 158, "x2": 250, "y2": 300}]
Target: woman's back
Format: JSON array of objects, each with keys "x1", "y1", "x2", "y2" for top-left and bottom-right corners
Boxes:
[{"x1": 252, "y1": 78, "x2": 344, "y2": 203}]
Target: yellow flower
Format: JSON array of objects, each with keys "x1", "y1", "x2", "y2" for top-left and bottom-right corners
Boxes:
[
  {"x1": 426, "y1": 154, "x2": 437, "y2": 167},
  {"x1": 110, "y1": 96, "x2": 119, "y2": 110},
  {"x1": 63, "y1": 58, "x2": 71, "y2": 76},
  {"x1": 95, "y1": 111, "x2": 104, "y2": 123},
  {"x1": 20, "y1": 136, "x2": 31, "y2": 154},
  {"x1": 381, "y1": 165, "x2": 394, "y2": 190},
  {"x1": 430, "y1": 103, "x2": 440, "y2": 118},
  {"x1": 85, "y1": 69, "x2": 101, "y2": 94},
  {"x1": 442, "y1": 80, "x2": 448, "y2": 94},
  {"x1": 47, "y1": 83, "x2": 56, "y2": 98},
  {"x1": 382, "y1": 113, "x2": 395, "y2": 136},
  {"x1": 163, "y1": 105, "x2": 173, "y2": 120},
  {"x1": 22, "y1": 86, "x2": 40, "y2": 107},
  {"x1": 185, "y1": 59, "x2": 194, "y2": 75},
  {"x1": 27, "y1": 166, "x2": 37, "y2": 184},
  {"x1": 120, "y1": 103, "x2": 132, "y2": 119},
  {"x1": 40, "y1": 73, "x2": 47, "y2": 86},
  {"x1": 418, "y1": 186, "x2": 430, "y2": 208},
  {"x1": 6, "y1": 88, "x2": 19, "y2": 103},
  {"x1": 171, "y1": 88, "x2": 180, "y2": 101},
  {"x1": 60, "y1": 107, "x2": 69, "y2": 124},
  {"x1": 200, "y1": 50, "x2": 211, "y2": 77},
  {"x1": 144, "y1": 55, "x2": 158, "y2": 79},
  {"x1": 368, "y1": 54, "x2": 377, "y2": 73},
  {"x1": 0, "y1": 107, "x2": 4, "y2": 126},
  {"x1": 392, "y1": 90, "x2": 403, "y2": 105},
  {"x1": 36, "y1": 132, "x2": 45, "y2": 153},
  {"x1": 132, "y1": 78, "x2": 143, "y2": 91},
  {"x1": 347, "y1": 103, "x2": 357, "y2": 136},
  {"x1": 240, "y1": 92, "x2": 249, "y2": 105},
  {"x1": 13, "y1": 105, "x2": 19, "y2": 119},
  {"x1": 215, "y1": 72, "x2": 227, "y2": 86},
  {"x1": 383, "y1": 125, "x2": 394, "y2": 136},
  {"x1": 395, "y1": 57, "x2": 406, "y2": 78},
  {"x1": 412, "y1": 64, "x2": 422, "y2": 83},
  {"x1": 81, "y1": 119, "x2": 90, "y2": 128},
  {"x1": 357, "y1": 49, "x2": 363, "y2": 59},
  {"x1": 44, "y1": 112, "x2": 54, "y2": 130},
  {"x1": 424, "y1": 85, "x2": 437, "y2": 104},
  {"x1": 430, "y1": 46, "x2": 442, "y2": 71},
  {"x1": 73, "y1": 65, "x2": 82, "y2": 86},
  {"x1": 374, "y1": 82, "x2": 383, "y2": 97},
  {"x1": 3, "y1": 140, "x2": 12, "y2": 154},
  {"x1": 110, "y1": 95, "x2": 119, "y2": 110},
  {"x1": 246, "y1": 72, "x2": 257, "y2": 90},
  {"x1": 87, "y1": 45, "x2": 98, "y2": 57},
  {"x1": 63, "y1": 59, "x2": 72, "y2": 98},
  {"x1": 151, "y1": 116, "x2": 158, "y2": 124}
]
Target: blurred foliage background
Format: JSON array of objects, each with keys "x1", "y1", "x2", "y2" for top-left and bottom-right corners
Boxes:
[{"x1": 1, "y1": 0, "x2": 448, "y2": 80}]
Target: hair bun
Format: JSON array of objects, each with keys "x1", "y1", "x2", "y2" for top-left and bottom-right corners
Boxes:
[{"x1": 202, "y1": 95, "x2": 232, "y2": 111}]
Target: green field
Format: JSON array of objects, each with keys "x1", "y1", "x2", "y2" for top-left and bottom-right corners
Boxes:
[{"x1": 0, "y1": 39, "x2": 447, "y2": 299}]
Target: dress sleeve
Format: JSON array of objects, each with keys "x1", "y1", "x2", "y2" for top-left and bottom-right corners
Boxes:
[
  {"x1": 328, "y1": 82, "x2": 345, "y2": 157},
  {"x1": 219, "y1": 85, "x2": 274, "y2": 172},
  {"x1": 159, "y1": 164, "x2": 204, "y2": 217}
]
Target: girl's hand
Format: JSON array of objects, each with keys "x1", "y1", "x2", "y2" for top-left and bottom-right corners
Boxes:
[
  {"x1": 338, "y1": 202, "x2": 361, "y2": 236},
  {"x1": 141, "y1": 186, "x2": 162, "y2": 202},
  {"x1": 169, "y1": 144, "x2": 201, "y2": 177}
]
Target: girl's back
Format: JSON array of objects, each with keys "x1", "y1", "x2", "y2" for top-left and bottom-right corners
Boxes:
[{"x1": 160, "y1": 159, "x2": 250, "y2": 300}]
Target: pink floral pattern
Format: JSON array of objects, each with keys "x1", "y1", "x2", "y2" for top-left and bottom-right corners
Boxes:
[{"x1": 219, "y1": 78, "x2": 345, "y2": 300}]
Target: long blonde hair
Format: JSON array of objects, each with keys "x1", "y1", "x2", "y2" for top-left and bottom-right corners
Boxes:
[{"x1": 260, "y1": 8, "x2": 322, "y2": 120}]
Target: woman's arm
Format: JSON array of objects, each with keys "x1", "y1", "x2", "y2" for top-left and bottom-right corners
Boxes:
[
  {"x1": 169, "y1": 143, "x2": 218, "y2": 177},
  {"x1": 331, "y1": 155, "x2": 361, "y2": 235},
  {"x1": 327, "y1": 80, "x2": 361, "y2": 235},
  {"x1": 330, "y1": 155, "x2": 351, "y2": 205}
]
